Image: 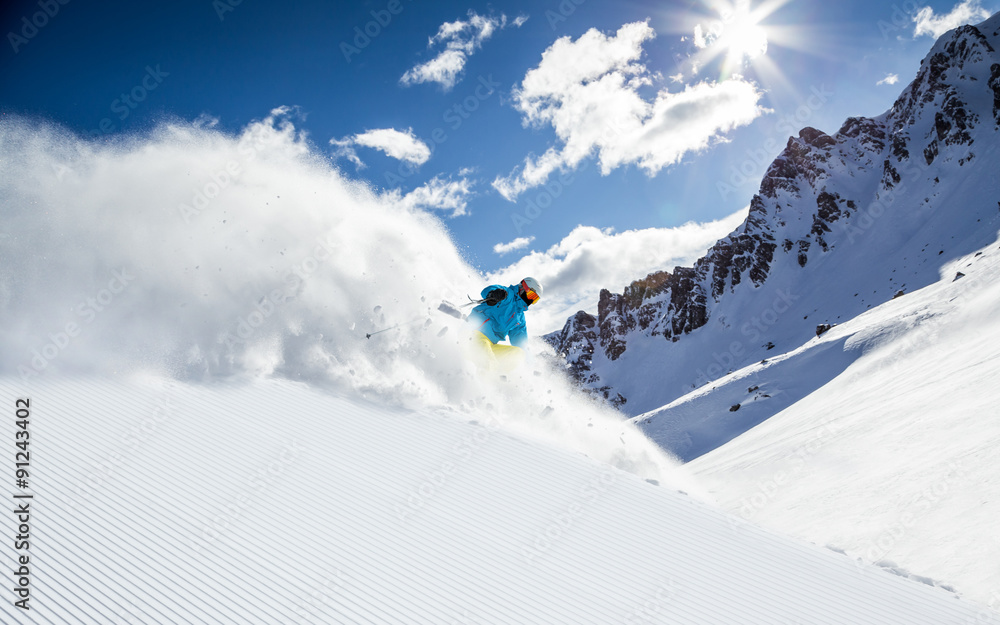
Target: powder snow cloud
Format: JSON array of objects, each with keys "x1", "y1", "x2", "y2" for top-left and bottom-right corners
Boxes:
[
  {"x1": 0, "y1": 110, "x2": 686, "y2": 490},
  {"x1": 492, "y1": 21, "x2": 767, "y2": 202}
]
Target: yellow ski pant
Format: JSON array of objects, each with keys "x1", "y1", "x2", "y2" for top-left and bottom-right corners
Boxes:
[{"x1": 470, "y1": 332, "x2": 525, "y2": 373}]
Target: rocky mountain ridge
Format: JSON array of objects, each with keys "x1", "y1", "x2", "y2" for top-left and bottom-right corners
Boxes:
[{"x1": 545, "y1": 14, "x2": 1000, "y2": 412}]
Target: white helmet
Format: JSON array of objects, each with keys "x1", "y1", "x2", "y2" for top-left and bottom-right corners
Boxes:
[{"x1": 519, "y1": 277, "x2": 543, "y2": 304}]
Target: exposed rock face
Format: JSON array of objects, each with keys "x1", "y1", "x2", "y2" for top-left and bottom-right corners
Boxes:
[
  {"x1": 545, "y1": 16, "x2": 1000, "y2": 408},
  {"x1": 989, "y1": 63, "x2": 1000, "y2": 124},
  {"x1": 546, "y1": 310, "x2": 598, "y2": 377},
  {"x1": 592, "y1": 266, "x2": 710, "y2": 362}
]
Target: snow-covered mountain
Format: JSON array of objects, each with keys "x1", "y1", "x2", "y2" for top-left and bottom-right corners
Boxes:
[{"x1": 546, "y1": 12, "x2": 1000, "y2": 418}]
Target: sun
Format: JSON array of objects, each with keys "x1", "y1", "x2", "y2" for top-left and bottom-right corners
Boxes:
[
  {"x1": 662, "y1": 0, "x2": 818, "y2": 104},
  {"x1": 687, "y1": 0, "x2": 790, "y2": 79},
  {"x1": 718, "y1": 5, "x2": 769, "y2": 67}
]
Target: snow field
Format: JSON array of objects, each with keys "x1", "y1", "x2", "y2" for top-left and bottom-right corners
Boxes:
[
  {"x1": 0, "y1": 375, "x2": 990, "y2": 624},
  {"x1": 685, "y1": 237, "x2": 1000, "y2": 607}
]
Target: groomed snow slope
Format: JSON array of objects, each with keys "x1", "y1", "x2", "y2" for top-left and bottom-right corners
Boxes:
[{"x1": 0, "y1": 376, "x2": 990, "y2": 623}]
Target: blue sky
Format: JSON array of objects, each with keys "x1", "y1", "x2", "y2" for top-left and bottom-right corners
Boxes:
[{"x1": 2, "y1": 0, "x2": 997, "y2": 277}]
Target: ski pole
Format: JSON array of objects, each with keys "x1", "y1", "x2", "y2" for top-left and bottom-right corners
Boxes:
[
  {"x1": 365, "y1": 315, "x2": 427, "y2": 339},
  {"x1": 365, "y1": 297, "x2": 476, "y2": 338}
]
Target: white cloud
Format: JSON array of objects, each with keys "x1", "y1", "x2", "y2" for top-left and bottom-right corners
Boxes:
[
  {"x1": 913, "y1": 0, "x2": 990, "y2": 38},
  {"x1": 330, "y1": 128, "x2": 431, "y2": 169},
  {"x1": 396, "y1": 176, "x2": 474, "y2": 217},
  {"x1": 506, "y1": 15, "x2": 529, "y2": 28},
  {"x1": 401, "y1": 49, "x2": 468, "y2": 91},
  {"x1": 401, "y1": 11, "x2": 527, "y2": 91},
  {"x1": 494, "y1": 236, "x2": 535, "y2": 255},
  {"x1": 693, "y1": 23, "x2": 709, "y2": 49},
  {"x1": 485, "y1": 207, "x2": 750, "y2": 335},
  {"x1": 877, "y1": 73, "x2": 900, "y2": 86},
  {"x1": 492, "y1": 21, "x2": 767, "y2": 202}
]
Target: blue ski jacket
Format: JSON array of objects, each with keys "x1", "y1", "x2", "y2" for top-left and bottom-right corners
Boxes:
[{"x1": 467, "y1": 284, "x2": 529, "y2": 347}]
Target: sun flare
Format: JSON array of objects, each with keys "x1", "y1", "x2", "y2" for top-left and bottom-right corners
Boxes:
[
  {"x1": 686, "y1": 0, "x2": 792, "y2": 79},
  {"x1": 720, "y1": 8, "x2": 769, "y2": 66}
]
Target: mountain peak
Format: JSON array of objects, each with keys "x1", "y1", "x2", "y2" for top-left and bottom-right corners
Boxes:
[
  {"x1": 797, "y1": 126, "x2": 837, "y2": 149},
  {"x1": 547, "y1": 13, "x2": 1000, "y2": 413}
]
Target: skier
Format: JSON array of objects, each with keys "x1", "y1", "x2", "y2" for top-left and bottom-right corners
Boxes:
[{"x1": 466, "y1": 277, "x2": 543, "y2": 373}]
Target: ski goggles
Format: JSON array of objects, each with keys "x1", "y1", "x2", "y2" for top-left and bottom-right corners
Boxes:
[{"x1": 520, "y1": 280, "x2": 540, "y2": 304}]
